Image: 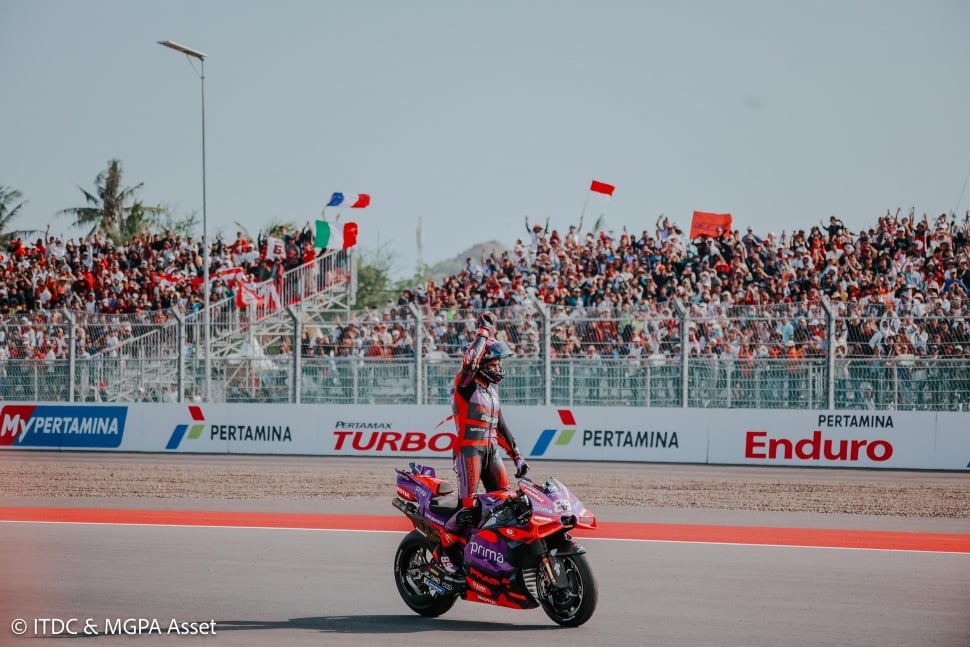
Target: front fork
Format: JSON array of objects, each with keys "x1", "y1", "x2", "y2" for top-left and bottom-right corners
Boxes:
[{"x1": 529, "y1": 538, "x2": 572, "y2": 590}]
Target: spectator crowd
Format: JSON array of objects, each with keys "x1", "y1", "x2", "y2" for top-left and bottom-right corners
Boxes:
[
  {"x1": 375, "y1": 210, "x2": 970, "y2": 364},
  {"x1": 0, "y1": 223, "x2": 315, "y2": 361},
  {"x1": 3, "y1": 209, "x2": 970, "y2": 369}
]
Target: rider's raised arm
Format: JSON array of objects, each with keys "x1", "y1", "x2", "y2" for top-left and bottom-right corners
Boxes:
[{"x1": 457, "y1": 314, "x2": 494, "y2": 388}]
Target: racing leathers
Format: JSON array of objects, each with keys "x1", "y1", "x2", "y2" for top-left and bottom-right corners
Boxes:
[{"x1": 451, "y1": 327, "x2": 523, "y2": 521}]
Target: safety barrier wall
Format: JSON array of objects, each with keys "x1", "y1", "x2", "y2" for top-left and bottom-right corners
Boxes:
[{"x1": 2, "y1": 402, "x2": 968, "y2": 471}]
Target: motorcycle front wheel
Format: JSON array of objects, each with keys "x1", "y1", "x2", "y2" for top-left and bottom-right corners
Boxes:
[
  {"x1": 393, "y1": 530, "x2": 458, "y2": 617},
  {"x1": 539, "y1": 553, "x2": 597, "y2": 627}
]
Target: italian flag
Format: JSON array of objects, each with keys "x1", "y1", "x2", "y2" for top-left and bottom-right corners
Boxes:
[{"x1": 315, "y1": 220, "x2": 358, "y2": 250}]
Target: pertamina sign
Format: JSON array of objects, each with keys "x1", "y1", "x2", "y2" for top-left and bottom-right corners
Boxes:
[{"x1": 0, "y1": 405, "x2": 126, "y2": 448}]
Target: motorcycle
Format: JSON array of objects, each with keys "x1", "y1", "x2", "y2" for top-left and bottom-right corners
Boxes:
[{"x1": 391, "y1": 462, "x2": 598, "y2": 627}]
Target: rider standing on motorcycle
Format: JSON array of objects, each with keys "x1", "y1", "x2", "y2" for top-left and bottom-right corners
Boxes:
[{"x1": 450, "y1": 311, "x2": 529, "y2": 528}]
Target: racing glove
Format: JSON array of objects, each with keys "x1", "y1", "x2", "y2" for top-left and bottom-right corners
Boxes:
[
  {"x1": 512, "y1": 453, "x2": 529, "y2": 479},
  {"x1": 476, "y1": 312, "x2": 495, "y2": 336}
]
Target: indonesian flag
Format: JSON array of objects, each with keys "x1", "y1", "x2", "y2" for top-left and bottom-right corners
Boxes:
[
  {"x1": 326, "y1": 192, "x2": 371, "y2": 208},
  {"x1": 216, "y1": 266, "x2": 249, "y2": 285},
  {"x1": 315, "y1": 220, "x2": 359, "y2": 250},
  {"x1": 255, "y1": 282, "x2": 281, "y2": 310},
  {"x1": 152, "y1": 272, "x2": 184, "y2": 289},
  {"x1": 590, "y1": 180, "x2": 615, "y2": 197},
  {"x1": 235, "y1": 282, "x2": 263, "y2": 308}
]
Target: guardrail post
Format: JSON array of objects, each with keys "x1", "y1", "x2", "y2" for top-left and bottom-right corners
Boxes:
[
  {"x1": 407, "y1": 303, "x2": 423, "y2": 405},
  {"x1": 173, "y1": 308, "x2": 185, "y2": 403},
  {"x1": 821, "y1": 296, "x2": 835, "y2": 410},
  {"x1": 528, "y1": 293, "x2": 551, "y2": 406},
  {"x1": 285, "y1": 305, "x2": 301, "y2": 404},
  {"x1": 64, "y1": 309, "x2": 76, "y2": 402},
  {"x1": 673, "y1": 298, "x2": 689, "y2": 408}
]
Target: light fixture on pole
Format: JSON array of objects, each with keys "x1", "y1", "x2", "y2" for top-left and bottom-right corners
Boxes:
[{"x1": 158, "y1": 39, "x2": 211, "y2": 402}]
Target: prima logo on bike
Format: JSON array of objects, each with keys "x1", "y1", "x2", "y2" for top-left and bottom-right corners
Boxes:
[
  {"x1": 530, "y1": 409, "x2": 577, "y2": 456},
  {"x1": 470, "y1": 542, "x2": 505, "y2": 564}
]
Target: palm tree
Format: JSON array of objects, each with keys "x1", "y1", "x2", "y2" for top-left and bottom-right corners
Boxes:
[
  {"x1": 58, "y1": 159, "x2": 154, "y2": 242},
  {"x1": 0, "y1": 185, "x2": 28, "y2": 246},
  {"x1": 234, "y1": 217, "x2": 301, "y2": 243}
]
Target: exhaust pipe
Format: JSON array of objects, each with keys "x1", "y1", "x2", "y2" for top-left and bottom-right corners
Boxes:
[{"x1": 392, "y1": 498, "x2": 418, "y2": 516}]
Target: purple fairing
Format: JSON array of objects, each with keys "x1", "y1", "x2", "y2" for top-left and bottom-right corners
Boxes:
[
  {"x1": 518, "y1": 476, "x2": 588, "y2": 519},
  {"x1": 464, "y1": 530, "x2": 517, "y2": 579},
  {"x1": 396, "y1": 465, "x2": 590, "y2": 538}
]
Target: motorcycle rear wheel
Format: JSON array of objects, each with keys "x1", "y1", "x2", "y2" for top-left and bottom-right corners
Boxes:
[
  {"x1": 539, "y1": 553, "x2": 597, "y2": 627},
  {"x1": 393, "y1": 530, "x2": 458, "y2": 617}
]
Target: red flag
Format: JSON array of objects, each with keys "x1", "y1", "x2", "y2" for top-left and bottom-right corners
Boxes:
[
  {"x1": 216, "y1": 266, "x2": 249, "y2": 285},
  {"x1": 589, "y1": 180, "x2": 615, "y2": 196},
  {"x1": 689, "y1": 211, "x2": 733, "y2": 240},
  {"x1": 343, "y1": 222, "x2": 358, "y2": 248},
  {"x1": 151, "y1": 272, "x2": 184, "y2": 289},
  {"x1": 235, "y1": 283, "x2": 264, "y2": 308}
]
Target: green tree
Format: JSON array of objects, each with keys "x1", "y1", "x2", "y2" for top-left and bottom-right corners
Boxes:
[
  {"x1": 58, "y1": 159, "x2": 156, "y2": 243},
  {"x1": 0, "y1": 185, "x2": 29, "y2": 246},
  {"x1": 148, "y1": 205, "x2": 200, "y2": 240},
  {"x1": 355, "y1": 240, "x2": 402, "y2": 309}
]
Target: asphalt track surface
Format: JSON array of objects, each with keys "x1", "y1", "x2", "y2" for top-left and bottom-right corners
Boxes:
[{"x1": 1, "y1": 454, "x2": 968, "y2": 647}]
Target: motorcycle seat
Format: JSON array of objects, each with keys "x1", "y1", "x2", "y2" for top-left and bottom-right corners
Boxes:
[{"x1": 436, "y1": 481, "x2": 455, "y2": 496}]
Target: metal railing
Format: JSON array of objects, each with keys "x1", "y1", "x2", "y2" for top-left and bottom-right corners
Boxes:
[{"x1": 2, "y1": 295, "x2": 970, "y2": 411}]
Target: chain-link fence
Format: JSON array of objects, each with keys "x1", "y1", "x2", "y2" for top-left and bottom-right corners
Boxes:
[{"x1": 2, "y1": 297, "x2": 970, "y2": 410}]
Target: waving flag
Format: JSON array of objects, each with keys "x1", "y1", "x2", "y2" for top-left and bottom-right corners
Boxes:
[
  {"x1": 235, "y1": 282, "x2": 263, "y2": 309},
  {"x1": 315, "y1": 220, "x2": 359, "y2": 250},
  {"x1": 326, "y1": 192, "x2": 371, "y2": 208},
  {"x1": 151, "y1": 272, "x2": 184, "y2": 289},
  {"x1": 589, "y1": 180, "x2": 615, "y2": 197},
  {"x1": 690, "y1": 211, "x2": 733, "y2": 239}
]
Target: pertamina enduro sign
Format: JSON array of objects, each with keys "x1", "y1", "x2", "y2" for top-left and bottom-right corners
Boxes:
[{"x1": 707, "y1": 411, "x2": 937, "y2": 468}]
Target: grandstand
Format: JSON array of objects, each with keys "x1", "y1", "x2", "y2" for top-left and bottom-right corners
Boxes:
[{"x1": 1, "y1": 210, "x2": 968, "y2": 410}]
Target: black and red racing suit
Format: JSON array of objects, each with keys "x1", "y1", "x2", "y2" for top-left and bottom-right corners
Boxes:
[{"x1": 451, "y1": 332, "x2": 520, "y2": 509}]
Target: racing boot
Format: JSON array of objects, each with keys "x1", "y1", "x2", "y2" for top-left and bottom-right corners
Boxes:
[{"x1": 445, "y1": 500, "x2": 481, "y2": 533}]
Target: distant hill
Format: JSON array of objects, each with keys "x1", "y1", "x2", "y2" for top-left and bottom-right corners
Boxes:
[{"x1": 424, "y1": 240, "x2": 508, "y2": 282}]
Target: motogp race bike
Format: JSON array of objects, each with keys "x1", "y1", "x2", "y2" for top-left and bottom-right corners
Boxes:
[{"x1": 392, "y1": 462, "x2": 598, "y2": 627}]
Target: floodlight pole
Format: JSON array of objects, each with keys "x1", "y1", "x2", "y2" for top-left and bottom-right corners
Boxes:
[{"x1": 158, "y1": 40, "x2": 211, "y2": 402}]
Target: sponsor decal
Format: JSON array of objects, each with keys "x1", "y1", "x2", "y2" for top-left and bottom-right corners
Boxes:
[
  {"x1": 530, "y1": 409, "x2": 577, "y2": 456},
  {"x1": 470, "y1": 541, "x2": 505, "y2": 565},
  {"x1": 0, "y1": 405, "x2": 126, "y2": 448},
  {"x1": 816, "y1": 414, "x2": 894, "y2": 428},
  {"x1": 332, "y1": 423, "x2": 455, "y2": 452},
  {"x1": 530, "y1": 409, "x2": 679, "y2": 456},
  {"x1": 469, "y1": 579, "x2": 490, "y2": 595},
  {"x1": 469, "y1": 567, "x2": 502, "y2": 587},
  {"x1": 745, "y1": 430, "x2": 893, "y2": 462},
  {"x1": 165, "y1": 406, "x2": 292, "y2": 450}
]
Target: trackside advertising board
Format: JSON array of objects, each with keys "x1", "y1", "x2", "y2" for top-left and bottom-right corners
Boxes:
[
  {"x1": 706, "y1": 410, "x2": 939, "y2": 469},
  {"x1": 1, "y1": 402, "x2": 967, "y2": 471},
  {"x1": 0, "y1": 404, "x2": 135, "y2": 451}
]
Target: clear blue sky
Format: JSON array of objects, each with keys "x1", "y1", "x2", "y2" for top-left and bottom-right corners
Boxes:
[{"x1": 2, "y1": 0, "x2": 969, "y2": 279}]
